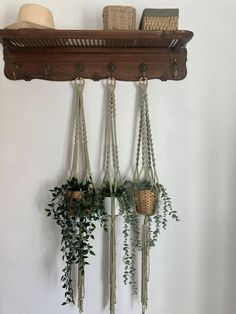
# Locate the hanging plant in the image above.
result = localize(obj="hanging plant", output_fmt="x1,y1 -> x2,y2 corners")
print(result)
98,76 -> 133,314
120,77 -> 180,312
44,78 -> 107,311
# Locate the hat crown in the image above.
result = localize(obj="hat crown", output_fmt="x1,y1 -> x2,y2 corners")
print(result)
7,3 -> 55,29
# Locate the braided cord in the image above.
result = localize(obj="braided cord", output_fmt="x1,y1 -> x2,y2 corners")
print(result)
102,78 -> 122,314
134,78 -> 159,185
103,78 -> 121,191
70,83 -> 81,178
144,92 -> 159,184
79,84 -> 92,182
70,79 -> 93,184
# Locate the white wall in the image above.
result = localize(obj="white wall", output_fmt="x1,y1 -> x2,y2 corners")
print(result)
0,1 -> 236,314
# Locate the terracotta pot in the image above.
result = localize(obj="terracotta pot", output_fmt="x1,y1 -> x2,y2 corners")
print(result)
136,190 -> 157,215
104,196 -> 120,216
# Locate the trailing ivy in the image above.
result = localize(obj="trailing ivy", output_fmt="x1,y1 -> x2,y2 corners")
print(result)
45,177 -> 107,305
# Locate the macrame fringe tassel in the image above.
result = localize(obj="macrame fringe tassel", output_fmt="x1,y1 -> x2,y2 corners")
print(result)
141,216 -> 149,314
110,196 -> 116,314
78,267 -> 85,312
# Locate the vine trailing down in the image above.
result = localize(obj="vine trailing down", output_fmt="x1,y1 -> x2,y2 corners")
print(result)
45,177 -> 107,306
43,77 -> 180,314
118,77 -> 180,314
44,79 -> 107,311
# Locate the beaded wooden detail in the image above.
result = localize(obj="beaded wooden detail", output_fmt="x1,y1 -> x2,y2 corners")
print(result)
0,29 -> 193,81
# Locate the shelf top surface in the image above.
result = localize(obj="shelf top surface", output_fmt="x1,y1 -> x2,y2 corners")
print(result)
0,29 -> 193,50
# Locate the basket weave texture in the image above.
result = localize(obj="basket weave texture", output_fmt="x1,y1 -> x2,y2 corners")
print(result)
103,5 -> 136,30
141,16 -> 178,31
68,191 -> 83,215
69,191 -> 83,201
136,190 -> 156,215
140,8 -> 179,31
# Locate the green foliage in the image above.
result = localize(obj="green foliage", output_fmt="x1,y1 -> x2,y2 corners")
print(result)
100,181 -> 126,198
44,177 -> 107,305
118,180 -> 180,293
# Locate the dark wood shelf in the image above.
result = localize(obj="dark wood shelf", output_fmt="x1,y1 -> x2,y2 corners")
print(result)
0,29 -> 193,81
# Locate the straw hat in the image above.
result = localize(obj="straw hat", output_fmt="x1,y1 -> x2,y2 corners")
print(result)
6,3 -> 55,29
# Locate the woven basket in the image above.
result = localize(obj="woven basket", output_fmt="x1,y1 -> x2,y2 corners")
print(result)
103,5 -> 136,30
136,190 -> 157,215
67,191 -> 83,216
69,190 -> 83,201
140,8 -> 179,31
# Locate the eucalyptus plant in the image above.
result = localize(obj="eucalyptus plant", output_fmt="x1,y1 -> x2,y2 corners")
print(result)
45,178 -> 107,305
117,180 -> 179,295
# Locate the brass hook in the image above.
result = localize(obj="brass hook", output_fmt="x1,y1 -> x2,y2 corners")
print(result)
107,63 -> 116,78
12,61 -> 21,80
170,58 -> 178,79
75,63 -> 85,77
138,63 -> 148,79
43,63 -> 52,79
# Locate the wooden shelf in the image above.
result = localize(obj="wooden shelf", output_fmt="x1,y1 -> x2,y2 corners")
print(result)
0,29 -> 193,81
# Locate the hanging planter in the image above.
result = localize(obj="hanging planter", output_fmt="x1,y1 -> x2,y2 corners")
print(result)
44,78 -> 107,311
98,75 -> 128,314
118,76 -> 180,313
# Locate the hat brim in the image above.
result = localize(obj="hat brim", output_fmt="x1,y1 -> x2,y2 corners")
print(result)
5,21 -> 54,29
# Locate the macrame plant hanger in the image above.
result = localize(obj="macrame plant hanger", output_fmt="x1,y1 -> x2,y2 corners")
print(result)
70,78 -> 93,313
102,76 -> 121,314
134,77 -> 159,314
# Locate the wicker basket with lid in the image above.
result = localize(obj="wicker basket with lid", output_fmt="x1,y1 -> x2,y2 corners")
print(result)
103,5 -> 136,30
139,8 -> 179,31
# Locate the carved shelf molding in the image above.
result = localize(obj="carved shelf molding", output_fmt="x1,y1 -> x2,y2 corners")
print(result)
0,29 -> 193,81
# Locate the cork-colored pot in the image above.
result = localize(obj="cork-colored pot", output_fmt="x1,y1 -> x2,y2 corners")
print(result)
67,190 -> 83,216
136,190 -> 157,215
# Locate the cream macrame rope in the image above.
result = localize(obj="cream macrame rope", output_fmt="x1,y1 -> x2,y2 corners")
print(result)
70,78 -> 92,182
70,78 -> 93,312
134,78 -> 159,185
102,77 -> 121,314
134,78 -> 160,314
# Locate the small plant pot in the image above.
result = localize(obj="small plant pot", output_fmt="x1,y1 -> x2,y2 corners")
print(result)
70,191 -> 83,201
136,190 -> 157,215
104,196 -> 120,216
67,190 -> 83,216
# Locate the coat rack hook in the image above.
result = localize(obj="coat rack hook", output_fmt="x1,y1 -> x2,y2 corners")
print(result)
75,63 -> 85,77
107,63 -> 116,77
43,63 -> 52,79
92,72 -> 101,81
138,63 -> 148,78
11,61 -> 21,80
170,58 -> 178,79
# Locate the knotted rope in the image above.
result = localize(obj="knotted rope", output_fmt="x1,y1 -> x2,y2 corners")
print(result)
103,77 -> 121,314
71,78 -> 92,182
134,78 -> 159,314
71,78 -> 92,312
